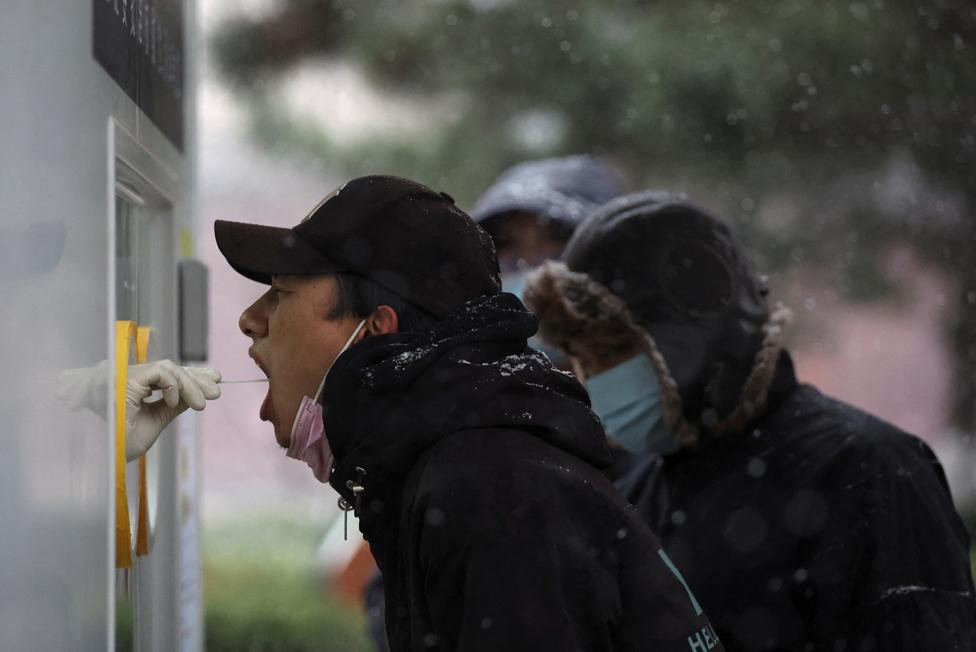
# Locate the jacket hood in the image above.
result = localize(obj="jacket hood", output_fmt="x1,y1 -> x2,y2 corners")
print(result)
321,292 -> 612,528
470,155 -> 624,233
525,191 -> 792,447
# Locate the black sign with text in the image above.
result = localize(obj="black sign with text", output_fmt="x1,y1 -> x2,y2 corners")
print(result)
94,0 -> 184,150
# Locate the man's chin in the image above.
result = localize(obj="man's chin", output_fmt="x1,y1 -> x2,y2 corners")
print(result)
273,424 -> 290,450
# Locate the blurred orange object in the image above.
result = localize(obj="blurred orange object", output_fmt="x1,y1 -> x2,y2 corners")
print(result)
332,541 -> 378,606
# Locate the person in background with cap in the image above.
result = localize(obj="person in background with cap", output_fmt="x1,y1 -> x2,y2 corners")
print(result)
214,175 -> 726,652
524,190 -> 976,651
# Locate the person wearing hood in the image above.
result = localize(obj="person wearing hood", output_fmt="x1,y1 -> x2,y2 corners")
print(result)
214,176 -> 725,652
471,155 -> 634,469
524,191 -> 976,651
470,154 -> 624,307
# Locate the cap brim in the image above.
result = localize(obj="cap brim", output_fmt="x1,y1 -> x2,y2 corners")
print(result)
214,220 -> 343,284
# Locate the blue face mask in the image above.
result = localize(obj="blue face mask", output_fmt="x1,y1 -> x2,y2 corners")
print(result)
502,270 -> 567,366
501,269 -> 530,299
585,354 -> 673,455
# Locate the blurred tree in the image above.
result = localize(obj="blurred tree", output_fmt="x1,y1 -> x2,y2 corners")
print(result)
213,0 -> 976,432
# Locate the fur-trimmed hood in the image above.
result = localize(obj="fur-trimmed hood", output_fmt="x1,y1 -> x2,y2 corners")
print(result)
524,192 -> 792,448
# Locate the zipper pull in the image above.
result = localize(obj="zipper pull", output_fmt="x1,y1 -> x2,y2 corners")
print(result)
337,496 -> 352,540
351,467 -> 367,513
338,467 -> 367,541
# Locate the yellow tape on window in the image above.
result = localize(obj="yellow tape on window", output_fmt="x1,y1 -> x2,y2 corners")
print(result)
115,321 -> 135,569
135,326 -> 152,557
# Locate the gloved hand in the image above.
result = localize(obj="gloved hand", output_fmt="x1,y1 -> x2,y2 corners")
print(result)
126,361 -> 221,461
57,360 -> 111,419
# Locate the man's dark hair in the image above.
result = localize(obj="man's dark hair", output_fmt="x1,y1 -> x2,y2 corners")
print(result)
328,273 -> 440,333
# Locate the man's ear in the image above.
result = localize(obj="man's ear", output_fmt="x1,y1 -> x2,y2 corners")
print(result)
366,305 -> 399,336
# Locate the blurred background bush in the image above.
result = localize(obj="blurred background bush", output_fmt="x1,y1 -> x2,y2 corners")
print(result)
202,514 -> 370,651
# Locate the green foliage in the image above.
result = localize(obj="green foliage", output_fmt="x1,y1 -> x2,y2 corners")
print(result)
214,0 -> 976,194
203,513 -> 371,652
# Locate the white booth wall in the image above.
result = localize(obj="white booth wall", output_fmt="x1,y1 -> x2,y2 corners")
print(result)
0,2 -> 200,650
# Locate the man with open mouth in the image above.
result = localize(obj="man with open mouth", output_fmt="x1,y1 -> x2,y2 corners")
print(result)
214,175 -> 725,652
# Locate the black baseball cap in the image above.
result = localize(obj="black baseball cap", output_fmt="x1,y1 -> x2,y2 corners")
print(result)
215,175 -> 501,319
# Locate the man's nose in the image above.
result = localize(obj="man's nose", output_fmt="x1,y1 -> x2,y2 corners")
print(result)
239,296 -> 268,339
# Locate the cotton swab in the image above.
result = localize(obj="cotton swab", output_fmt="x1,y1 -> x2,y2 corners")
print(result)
218,378 -> 269,384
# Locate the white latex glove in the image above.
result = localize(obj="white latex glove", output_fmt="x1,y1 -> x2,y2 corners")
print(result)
57,360 -> 110,419
125,361 -> 221,461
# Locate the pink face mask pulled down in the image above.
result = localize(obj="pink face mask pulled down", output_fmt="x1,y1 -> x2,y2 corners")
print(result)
286,398 -> 333,482
285,320 -> 367,483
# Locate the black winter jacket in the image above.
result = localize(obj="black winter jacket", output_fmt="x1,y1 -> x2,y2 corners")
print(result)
620,352 -> 976,651
323,293 -> 725,652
